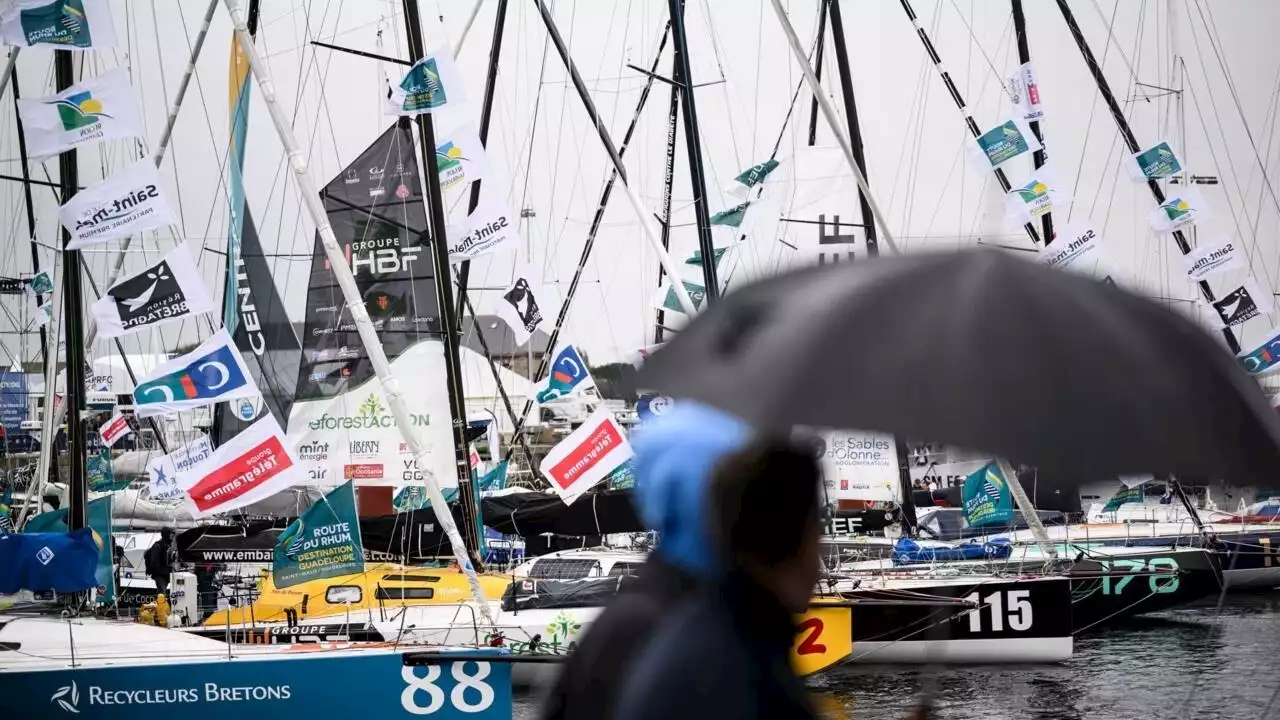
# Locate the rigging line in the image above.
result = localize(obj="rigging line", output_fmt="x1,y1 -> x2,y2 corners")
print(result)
514,0 -> 554,248
947,0 -> 1009,98
149,0 -> 187,232
1244,63 -> 1280,261
1068,0 -> 1126,213
1087,0 -> 1142,86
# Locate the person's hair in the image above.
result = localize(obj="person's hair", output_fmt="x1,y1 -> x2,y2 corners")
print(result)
708,438 -> 822,567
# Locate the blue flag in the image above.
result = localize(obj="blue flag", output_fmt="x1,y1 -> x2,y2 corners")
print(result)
962,462 -> 1015,528
536,345 -> 594,403
273,481 -> 364,589
132,329 -> 259,417
21,496 -> 115,603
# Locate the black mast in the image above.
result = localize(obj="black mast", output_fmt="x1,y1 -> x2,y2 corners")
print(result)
826,0 -> 878,258
10,77 -> 47,380
55,49 -> 87,533
654,64 -> 680,344
805,0 -> 828,146
1011,0 -> 1053,246
401,0 -> 482,564
668,0 -> 719,301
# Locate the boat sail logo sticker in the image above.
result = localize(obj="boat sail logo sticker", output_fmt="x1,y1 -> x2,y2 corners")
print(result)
51,681 -> 79,713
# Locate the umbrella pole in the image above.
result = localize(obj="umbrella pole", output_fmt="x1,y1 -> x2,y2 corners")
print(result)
997,458 -> 1058,559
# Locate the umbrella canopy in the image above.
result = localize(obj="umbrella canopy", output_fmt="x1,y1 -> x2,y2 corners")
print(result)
637,249 -> 1280,490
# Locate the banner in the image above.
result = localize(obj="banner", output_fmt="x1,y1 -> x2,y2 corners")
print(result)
1239,325 -> 1280,375
16,67 -> 140,160
1182,238 -> 1243,281
386,49 -> 467,116
1102,483 -> 1146,513
0,371 -> 27,432
1149,188 -> 1212,233
1008,62 -> 1044,122
27,268 -> 53,296
819,431 -> 900,503
178,414 -> 302,517
711,202 -> 749,228
0,0 -> 117,49
273,481 -> 363,588
659,280 -> 708,315
535,345 -> 595,403
1040,223 -> 1101,273
90,244 -> 214,338
445,194 -> 520,259
687,247 -> 730,266
1004,169 -> 1070,224
478,461 -> 509,492
59,157 -> 177,249
496,266 -> 548,347
132,328 -> 259,417
1128,141 -> 1183,181
970,117 -> 1041,170
1210,278 -> 1273,328
87,449 -> 127,492
726,158 -> 781,198
22,495 -> 115,604
962,461 -> 1015,528
435,122 -> 490,191
539,407 -> 634,505
98,412 -> 130,447
147,434 -> 214,501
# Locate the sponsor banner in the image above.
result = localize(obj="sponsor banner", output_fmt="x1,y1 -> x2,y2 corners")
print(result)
1182,238 -> 1243,281
535,345 -> 595,404
711,202 -> 749,228
725,158 -> 781,199
1004,168 -> 1070,225
478,461 -> 508,492
16,67 -> 140,159
970,117 -> 1041,170
539,408 -> 634,506
36,297 -> 52,326
819,431 -> 901,503
27,268 -> 54,296
1238,325 -> 1280,376
496,267 -> 547,347
909,459 -> 993,489
0,371 -> 27,431
1210,278 -> 1273,328
147,435 -> 215,502
1149,187 -> 1212,233
962,462 -> 1014,528
658,280 -> 707,315
445,194 -> 519,259
88,449 -> 127,492
273,481 -> 363,588
1040,223 -> 1101,273
1102,483 -> 1145,513
98,412 -> 131,448
59,157 -> 177,249
1128,140 -> 1183,181
0,0 -> 118,49
344,464 -> 384,481
435,122 -> 490,191
91,244 -> 214,338
178,414 -> 301,517
387,49 -> 467,116
133,329 -> 260,417
1008,61 -> 1044,122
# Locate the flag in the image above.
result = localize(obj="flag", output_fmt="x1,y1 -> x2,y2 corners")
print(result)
658,280 -> 707,315
1239,325 -> 1280,376
970,117 -> 1041,170
97,412 -> 130,448
1103,483 -> 1146,513
725,159 -> 780,198
711,202 -> 749,228
273,481 -> 363,588
59,157 -> 177,250
0,0 -> 117,49
686,247 -> 729,266
636,394 -> 674,423
468,443 -> 482,472
1008,61 -> 1044,121
90,244 -> 213,338
393,485 -> 457,513
535,345 -> 595,403
478,461 -> 508,492
177,413 -> 301,517
604,460 -> 636,490
132,328 -> 259,417
26,268 -> 53,296
445,193 -> 520,259
1149,187 -> 1212,233
1182,238 -> 1243,281
962,461 -> 1015,528
146,435 -> 214,502
0,483 -> 12,534
1005,169 -> 1070,225
20,495 -> 114,603
496,266 -> 547,347
1210,278 -> 1273,328
435,122 -> 490,191
1128,141 -> 1182,181
386,49 -> 466,116
539,407 -> 634,506
1119,474 -> 1154,488
16,67 -> 140,159
87,449 -> 127,492
1040,223 -> 1102,274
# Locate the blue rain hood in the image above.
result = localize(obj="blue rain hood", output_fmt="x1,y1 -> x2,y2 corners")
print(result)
634,401 -> 750,575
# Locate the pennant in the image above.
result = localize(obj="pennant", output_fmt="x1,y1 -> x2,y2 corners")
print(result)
27,268 -> 53,296
686,247 -> 729,266
970,117 -> 1041,170
961,461 -> 1015,528
445,194 -> 520,259
496,267 -> 547,347
1182,238 -> 1244,282
90,244 -> 214,338
1149,188 -> 1212,233
59,157 -> 177,249
386,49 -> 467,116
435,122 -> 490,191
97,412 -> 130,448
1210,278 -> 1273,328
725,159 -> 780,198
1040,223 -> 1102,273
132,329 -> 259,417
658,280 -> 707,315
1103,483 -> 1146,513
16,67 -> 140,160
146,435 -> 214,502
177,413 -> 301,517
711,202 -> 749,228
1004,169 -> 1070,225
1008,61 -> 1044,122
0,0 -> 117,49
539,407 -> 634,506
1128,141 -> 1183,181
535,345 -> 595,403
87,449 -> 127,492
478,461 -> 508,492
273,481 -> 363,588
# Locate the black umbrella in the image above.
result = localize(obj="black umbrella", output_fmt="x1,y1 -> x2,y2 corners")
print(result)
638,249 -> 1280,489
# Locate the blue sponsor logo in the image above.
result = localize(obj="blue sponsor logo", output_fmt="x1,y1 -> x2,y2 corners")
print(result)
134,344 -> 247,407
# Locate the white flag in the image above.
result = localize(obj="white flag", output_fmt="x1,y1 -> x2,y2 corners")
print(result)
1148,187 -> 1212,234
1040,223 -> 1102,274
90,244 -> 214,338
147,434 -> 214,502
16,68 -> 141,160
59,158 -> 176,250
386,49 -> 467,116
436,122 -> 490,191
1182,238 -> 1244,282
177,415 -> 301,518
1210,278 -> 1274,328
495,266 -> 547,347
1004,167 -> 1071,225
132,329 -> 260,417
445,194 -> 520,259
0,0 -> 118,50
539,408 -> 634,506
1008,62 -> 1044,121
97,412 -> 131,448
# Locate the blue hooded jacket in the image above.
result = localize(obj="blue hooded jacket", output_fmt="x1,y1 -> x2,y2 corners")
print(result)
633,401 -> 750,576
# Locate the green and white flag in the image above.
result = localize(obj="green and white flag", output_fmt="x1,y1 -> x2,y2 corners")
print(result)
711,202 -> 749,228
16,68 -> 141,160
1148,187 -> 1212,233
26,268 -> 52,296
1102,483 -> 1145,513
435,122 -> 490,190
0,0 -> 118,50
273,481 -> 364,588
1004,168 -> 1070,225
970,117 -> 1041,170
1128,141 -> 1183,181
725,159 -> 780,198
686,247 -> 729,266
387,49 -> 466,116
658,280 -> 707,315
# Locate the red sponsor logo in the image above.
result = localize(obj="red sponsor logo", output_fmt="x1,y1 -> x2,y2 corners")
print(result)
187,436 -> 294,513
547,421 -> 623,491
840,479 -> 848,491
1027,83 -> 1041,106
101,416 -> 130,443
344,463 -> 384,480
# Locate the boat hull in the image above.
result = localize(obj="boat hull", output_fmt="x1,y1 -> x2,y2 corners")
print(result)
1067,547 -> 1221,632
1092,533 -> 1280,590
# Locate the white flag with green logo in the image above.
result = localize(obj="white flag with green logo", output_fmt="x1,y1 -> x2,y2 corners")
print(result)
969,117 -> 1041,170
435,122 -> 490,191
1148,187 -> 1212,233
1127,141 -> 1183,181
1004,167 -> 1071,225
386,49 -> 467,116
16,68 -> 142,160
0,0 -> 117,49
725,159 -> 781,199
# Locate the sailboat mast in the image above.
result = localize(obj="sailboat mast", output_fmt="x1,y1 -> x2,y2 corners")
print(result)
805,1 -> 828,146
400,0 -> 482,563
1053,0 -> 1240,355
55,49 -> 87,533
1011,0 -> 1053,246
654,64 -> 680,344
668,0 -> 718,301
9,78 -> 47,376
826,0 -> 878,258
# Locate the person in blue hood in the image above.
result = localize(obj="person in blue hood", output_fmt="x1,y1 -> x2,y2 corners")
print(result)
540,401 -> 749,720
